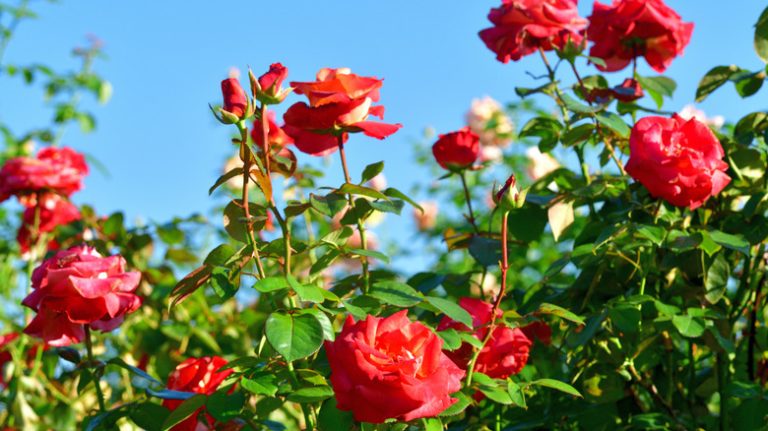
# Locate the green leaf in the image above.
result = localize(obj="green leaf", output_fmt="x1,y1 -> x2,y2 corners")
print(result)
733,70 -> 765,97
439,391 -> 472,417
318,398 -> 354,431
309,192 -> 347,217
706,229 -> 750,255
427,296 -> 473,328
369,281 -> 424,307
636,75 -> 676,108
561,93 -> 600,114
705,254 -> 730,304
203,244 -> 236,266
468,236 -> 502,267
338,183 -> 389,200
360,161 -> 384,183
383,187 -> 423,212
348,248 -> 390,263
107,358 -> 162,386
422,418 -> 443,431
241,374 -> 278,397
265,312 -> 325,362
608,305 -> 641,333
129,402 -> 170,431
672,315 -> 706,338
530,379 -> 582,398
561,123 -> 595,147
208,167 -> 243,195
696,65 -> 739,102
223,199 -> 267,243
206,389 -> 245,422
287,275 -> 325,303
286,385 -> 334,403
253,276 -> 289,293
161,394 -> 206,431
635,224 -> 665,246
519,117 -> 563,152
536,303 -> 584,325
755,6 -> 768,62
507,205 -> 548,242
596,112 -> 630,138
508,381 -> 527,408
437,328 -> 462,351
515,81 -> 556,98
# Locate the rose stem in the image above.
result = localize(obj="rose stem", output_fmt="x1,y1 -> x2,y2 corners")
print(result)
337,135 -> 371,294
237,122 -> 267,279
459,170 -> 480,234
465,211 -> 509,386
84,325 -> 107,412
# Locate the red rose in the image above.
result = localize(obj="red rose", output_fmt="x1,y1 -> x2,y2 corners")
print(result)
625,115 -> 731,209
22,245 -> 142,346
0,333 -> 19,388
220,78 -> 248,118
250,111 -> 294,149
163,356 -> 233,431
254,62 -> 290,103
438,298 -> 532,379
283,68 -> 401,156
587,78 -> 644,103
431,127 -> 480,170
17,194 -> 81,253
521,321 -> 552,346
324,310 -> 464,423
479,0 -> 587,63
588,0 -> 694,73
0,147 -> 88,205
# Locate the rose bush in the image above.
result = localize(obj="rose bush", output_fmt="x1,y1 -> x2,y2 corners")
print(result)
1,0 -> 768,430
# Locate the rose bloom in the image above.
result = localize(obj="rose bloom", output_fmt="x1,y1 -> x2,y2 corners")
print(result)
431,127 -> 480,170
526,147 -> 560,181
479,0 -> 587,63
283,67 -> 401,156
17,194 -> 81,253
220,78 -> 248,118
466,96 -> 514,148
22,245 -> 142,346
163,356 -> 233,431
588,0 -> 694,73
0,147 -> 88,205
254,62 -> 290,103
678,104 -> 725,129
521,321 -> 553,346
438,298 -> 531,379
413,201 -> 438,231
625,115 -> 731,209
250,111 -> 294,150
325,311 -> 464,423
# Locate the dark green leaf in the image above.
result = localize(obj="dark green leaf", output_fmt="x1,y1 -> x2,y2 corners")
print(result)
696,65 -> 739,102
360,161 -> 384,183
161,394 -> 206,431
755,6 -> 768,62
208,167 -> 243,195
369,281 -> 424,307
530,379 -> 582,398
265,312 -> 324,362
427,296 -> 473,328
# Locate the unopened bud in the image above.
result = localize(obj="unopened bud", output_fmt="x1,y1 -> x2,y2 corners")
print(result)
494,174 -> 527,210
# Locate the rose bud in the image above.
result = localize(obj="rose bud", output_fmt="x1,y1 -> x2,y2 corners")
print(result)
438,298 -> 532,380
219,78 -> 250,122
0,146 -> 88,206
588,0 -> 694,73
250,62 -> 291,104
22,245 -> 142,346
163,356 -> 233,431
431,127 -> 480,170
494,174 -> 527,211
479,0 -> 587,63
324,311 -> 464,423
625,115 -> 731,209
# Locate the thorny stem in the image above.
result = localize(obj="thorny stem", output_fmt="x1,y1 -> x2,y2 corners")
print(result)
459,170 -> 480,234
466,211 -> 509,387
84,325 -> 107,413
237,123 -> 266,279
337,136 -> 371,293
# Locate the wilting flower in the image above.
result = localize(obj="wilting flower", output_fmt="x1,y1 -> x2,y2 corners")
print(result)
284,68 -> 401,156
466,96 -> 514,148
479,0 -> 587,63
22,245 -> 142,346
0,147 -> 88,205
438,298 -> 531,379
17,194 -> 81,253
325,311 -> 464,423
587,78 -> 644,103
432,127 -> 480,170
625,115 -> 731,209
588,0 -> 694,73
163,356 -> 233,431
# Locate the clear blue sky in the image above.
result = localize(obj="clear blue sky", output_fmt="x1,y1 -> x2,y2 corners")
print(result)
2,1 -> 766,251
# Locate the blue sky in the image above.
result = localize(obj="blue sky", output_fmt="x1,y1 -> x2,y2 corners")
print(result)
2,1 -> 766,250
